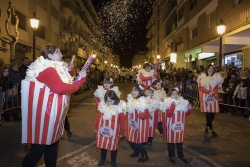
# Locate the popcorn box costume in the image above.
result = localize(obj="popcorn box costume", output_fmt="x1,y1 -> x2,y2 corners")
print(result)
136,69 -> 160,86
154,88 -> 166,122
160,97 -> 191,143
94,85 -> 121,107
94,101 -> 126,151
197,73 -> 224,113
126,94 -> 150,143
21,56 -> 82,145
145,97 -> 159,137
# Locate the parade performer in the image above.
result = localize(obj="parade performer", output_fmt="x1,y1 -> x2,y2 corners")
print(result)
197,64 -> 224,137
94,90 -> 126,167
160,88 -> 192,165
21,44 -> 87,167
144,86 -> 159,150
152,80 -> 166,136
127,84 -> 150,163
94,77 -> 121,108
136,62 -> 160,87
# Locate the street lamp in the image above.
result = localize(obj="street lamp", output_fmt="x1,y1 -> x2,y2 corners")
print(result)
157,55 -> 160,62
216,19 -> 226,69
30,12 -> 39,61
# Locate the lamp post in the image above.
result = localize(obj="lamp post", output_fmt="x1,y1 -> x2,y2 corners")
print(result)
30,12 -> 39,61
216,19 -> 226,70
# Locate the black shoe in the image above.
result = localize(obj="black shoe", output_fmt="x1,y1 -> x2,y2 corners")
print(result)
67,129 -> 72,137
98,159 -> 105,166
177,157 -> 188,164
169,157 -> 175,164
137,154 -> 149,162
130,152 -> 139,157
203,126 -> 209,134
111,162 -> 117,167
211,129 -> 217,137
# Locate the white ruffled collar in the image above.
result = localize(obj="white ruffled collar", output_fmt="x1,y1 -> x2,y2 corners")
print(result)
25,56 -> 74,84
126,94 -> 148,114
160,97 -> 189,113
197,73 -> 224,89
145,97 -> 160,114
154,89 -> 166,101
94,85 -> 121,101
98,101 -> 126,121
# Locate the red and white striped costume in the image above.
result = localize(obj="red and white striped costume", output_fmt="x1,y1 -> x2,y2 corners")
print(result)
153,89 -> 166,122
145,97 -> 159,137
197,73 -> 224,113
94,101 -> 126,151
136,69 -> 160,87
126,94 -> 150,143
22,56 -> 86,145
94,85 -> 121,107
160,97 -> 191,143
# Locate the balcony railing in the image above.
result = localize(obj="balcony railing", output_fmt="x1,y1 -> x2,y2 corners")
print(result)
61,0 -> 77,15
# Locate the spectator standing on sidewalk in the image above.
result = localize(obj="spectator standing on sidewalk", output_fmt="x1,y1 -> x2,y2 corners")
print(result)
18,57 -> 29,79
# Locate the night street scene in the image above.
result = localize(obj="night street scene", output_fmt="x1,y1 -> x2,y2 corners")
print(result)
0,0 -> 250,167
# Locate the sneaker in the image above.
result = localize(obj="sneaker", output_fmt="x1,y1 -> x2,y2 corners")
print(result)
177,157 -> 188,164
169,157 -> 175,164
137,154 -> 149,163
159,133 -> 163,137
211,129 -> 217,137
203,126 -> 209,134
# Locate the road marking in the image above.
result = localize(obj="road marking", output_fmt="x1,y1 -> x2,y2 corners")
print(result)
67,151 -> 98,167
38,141 -> 96,167
184,146 -> 223,167
190,157 -> 212,167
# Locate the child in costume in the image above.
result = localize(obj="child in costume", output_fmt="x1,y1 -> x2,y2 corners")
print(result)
94,90 -> 126,167
94,77 -> 121,108
144,86 -> 159,150
152,80 -> 166,136
160,88 -> 192,165
127,84 -> 150,163
137,63 -> 160,87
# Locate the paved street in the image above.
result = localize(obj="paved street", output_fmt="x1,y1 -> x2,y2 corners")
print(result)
0,82 -> 250,167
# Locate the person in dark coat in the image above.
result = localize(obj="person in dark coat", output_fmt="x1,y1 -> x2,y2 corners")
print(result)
18,57 -> 29,79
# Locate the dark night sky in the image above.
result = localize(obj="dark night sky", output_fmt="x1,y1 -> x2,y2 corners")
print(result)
91,0 -> 155,68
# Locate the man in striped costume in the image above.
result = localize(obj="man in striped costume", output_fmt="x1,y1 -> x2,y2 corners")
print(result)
21,44 -> 86,167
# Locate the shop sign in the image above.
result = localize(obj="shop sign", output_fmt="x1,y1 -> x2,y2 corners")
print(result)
15,43 -> 31,52
237,54 -> 243,60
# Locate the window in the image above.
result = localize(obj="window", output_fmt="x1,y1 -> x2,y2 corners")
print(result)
192,27 -> 197,39
177,6 -> 184,21
190,0 -> 197,11
209,10 -> 216,28
11,10 -> 26,31
234,0 -> 243,7
51,6 -> 58,20
36,25 -> 45,39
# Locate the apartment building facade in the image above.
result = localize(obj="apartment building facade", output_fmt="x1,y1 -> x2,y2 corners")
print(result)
0,0 -> 112,68
147,0 -> 250,70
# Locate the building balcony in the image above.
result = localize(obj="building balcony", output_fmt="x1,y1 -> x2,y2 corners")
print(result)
61,0 -> 77,16
177,17 -> 184,28
177,43 -> 184,52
